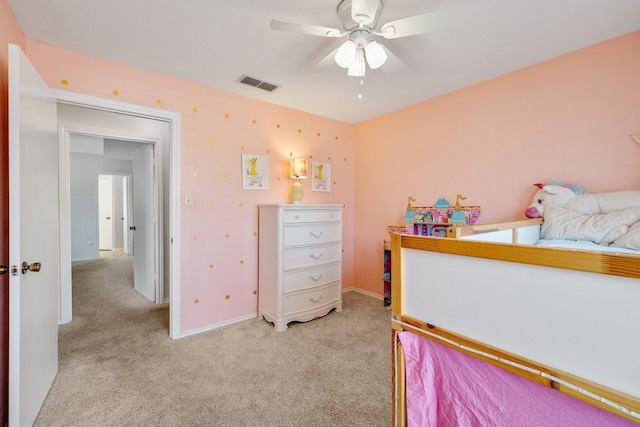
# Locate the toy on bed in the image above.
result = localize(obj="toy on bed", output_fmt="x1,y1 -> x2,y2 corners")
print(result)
525,180 -> 640,249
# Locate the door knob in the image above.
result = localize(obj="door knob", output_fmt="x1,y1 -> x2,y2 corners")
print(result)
0,265 -> 9,275
129,226 -> 136,231
21,261 -> 41,274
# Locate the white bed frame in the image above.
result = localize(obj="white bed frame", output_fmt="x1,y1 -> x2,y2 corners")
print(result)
391,219 -> 640,425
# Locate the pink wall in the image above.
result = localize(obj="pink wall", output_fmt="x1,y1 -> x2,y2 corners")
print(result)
354,31 -> 640,295
24,41 -> 356,333
5,1 -> 640,332
0,2 -> 25,423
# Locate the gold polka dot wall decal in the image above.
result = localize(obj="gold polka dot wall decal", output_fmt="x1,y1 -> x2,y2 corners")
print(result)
239,203 -> 244,207
276,124 -> 281,128
309,155 -> 313,159
298,129 -> 302,133
209,264 -> 214,269
277,177 -> 281,181
328,156 -> 331,160
266,150 -> 270,154
209,140 -> 214,146
224,173 -> 229,178
224,113 -> 229,118
240,146 -> 245,151
335,136 -> 339,140
112,90 -> 119,96
192,107 -> 198,112
225,233 -> 230,238
193,170 -> 199,176
61,79 -> 69,86
193,235 -> 198,240
208,203 -> 213,208
253,290 -> 257,295
225,295 -> 230,300
253,232 -> 258,236
252,119 -> 256,124
344,158 -> 348,162
317,132 -> 321,137
240,260 -> 244,264
194,299 -> 200,304
156,99 -> 162,105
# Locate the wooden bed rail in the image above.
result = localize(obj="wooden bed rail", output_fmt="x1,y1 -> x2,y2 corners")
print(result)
390,230 -> 640,425
446,218 -> 542,241
397,232 -> 640,279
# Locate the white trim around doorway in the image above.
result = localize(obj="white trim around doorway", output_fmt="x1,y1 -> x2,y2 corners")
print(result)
53,89 -> 182,339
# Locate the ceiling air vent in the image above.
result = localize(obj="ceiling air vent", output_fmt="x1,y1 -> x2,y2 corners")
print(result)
237,74 -> 280,93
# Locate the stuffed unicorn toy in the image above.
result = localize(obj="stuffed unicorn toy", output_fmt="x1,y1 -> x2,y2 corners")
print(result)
525,181 -> 640,248
525,183 -> 640,218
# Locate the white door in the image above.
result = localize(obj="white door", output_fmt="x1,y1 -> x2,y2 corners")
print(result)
132,144 -> 156,301
8,44 -> 59,427
98,175 -> 114,251
123,175 -> 133,255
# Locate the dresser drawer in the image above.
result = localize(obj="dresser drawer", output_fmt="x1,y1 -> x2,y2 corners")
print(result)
283,223 -> 341,246
283,208 -> 341,224
283,262 -> 341,292
282,283 -> 341,316
283,243 -> 341,269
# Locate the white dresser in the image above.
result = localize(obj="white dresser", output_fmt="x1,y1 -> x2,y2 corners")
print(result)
258,204 -> 343,331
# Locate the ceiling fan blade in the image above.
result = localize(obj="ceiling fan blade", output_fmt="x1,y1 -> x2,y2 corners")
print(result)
351,0 -> 380,25
309,48 -> 340,73
379,8 -> 455,39
270,19 -> 342,37
378,45 -> 404,74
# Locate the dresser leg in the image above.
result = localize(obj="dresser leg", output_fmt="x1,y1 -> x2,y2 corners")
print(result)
274,320 -> 288,332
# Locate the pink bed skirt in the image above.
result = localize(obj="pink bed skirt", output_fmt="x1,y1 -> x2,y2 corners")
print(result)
398,331 -> 636,426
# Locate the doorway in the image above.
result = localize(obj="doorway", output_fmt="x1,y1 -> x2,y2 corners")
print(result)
98,173 -> 132,258
55,93 -> 182,338
66,132 -> 163,306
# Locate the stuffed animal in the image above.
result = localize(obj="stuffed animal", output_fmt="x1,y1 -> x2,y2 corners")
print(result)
525,183 -> 640,249
525,184 -> 640,218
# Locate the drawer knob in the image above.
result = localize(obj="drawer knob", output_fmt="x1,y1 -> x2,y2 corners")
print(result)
310,231 -> 324,238
309,295 -> 323,304
309,253 -> 324,260
309,274 -> 323,282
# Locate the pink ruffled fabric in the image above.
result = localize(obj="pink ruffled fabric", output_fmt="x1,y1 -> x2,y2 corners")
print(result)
399,331 -> 636,426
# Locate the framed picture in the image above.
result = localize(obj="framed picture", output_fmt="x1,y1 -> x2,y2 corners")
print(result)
311,161 -> 331,192
242,154 -> 269,190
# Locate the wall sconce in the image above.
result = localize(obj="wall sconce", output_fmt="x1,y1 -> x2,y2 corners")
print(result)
289,158 -> 308,204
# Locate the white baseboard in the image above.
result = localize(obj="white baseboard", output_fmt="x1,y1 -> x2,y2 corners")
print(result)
342,287 -> 384,301
179,312 -> 258,338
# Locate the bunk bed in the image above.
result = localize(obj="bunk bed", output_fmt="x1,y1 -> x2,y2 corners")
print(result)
390,219 -> 640,425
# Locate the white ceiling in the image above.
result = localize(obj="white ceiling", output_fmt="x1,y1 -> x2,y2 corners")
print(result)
8,0 -> 640,123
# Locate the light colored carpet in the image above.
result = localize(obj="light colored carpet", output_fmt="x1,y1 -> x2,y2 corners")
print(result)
34,255 -> 391,426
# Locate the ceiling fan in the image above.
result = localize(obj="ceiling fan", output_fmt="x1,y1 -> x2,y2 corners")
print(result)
270,0 -> 453,77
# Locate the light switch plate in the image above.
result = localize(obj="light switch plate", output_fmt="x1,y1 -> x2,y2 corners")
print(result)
184,194 -> 193,207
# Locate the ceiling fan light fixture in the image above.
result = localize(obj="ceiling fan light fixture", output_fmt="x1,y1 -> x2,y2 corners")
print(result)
364,39 -> 387,69
335,40 -> 357,68
347,48 -> 366,77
